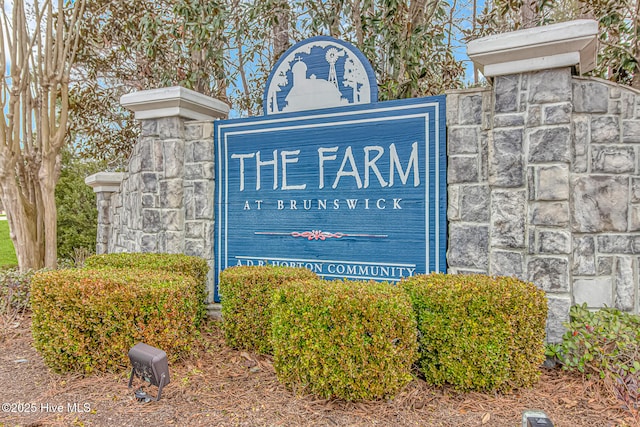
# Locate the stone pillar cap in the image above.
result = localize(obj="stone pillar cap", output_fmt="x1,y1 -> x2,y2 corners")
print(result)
120,86 -> 230,121
85,172 -> 126,193
467,19 -> 598,77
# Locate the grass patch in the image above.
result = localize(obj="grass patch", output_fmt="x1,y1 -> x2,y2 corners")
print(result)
0,220 -> 18,268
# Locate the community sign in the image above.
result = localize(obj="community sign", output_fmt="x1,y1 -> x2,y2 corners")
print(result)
214,36 -> 446,301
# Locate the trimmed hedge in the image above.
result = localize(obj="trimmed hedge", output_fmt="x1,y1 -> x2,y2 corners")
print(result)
220,265 -> 317,354
84,253 -> 209,325
271,279 -> 418,400
31,268 -> 201,374
402,273 -> 547,392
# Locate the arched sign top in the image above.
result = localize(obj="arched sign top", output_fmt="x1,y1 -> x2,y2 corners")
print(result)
263,36 -> 378,115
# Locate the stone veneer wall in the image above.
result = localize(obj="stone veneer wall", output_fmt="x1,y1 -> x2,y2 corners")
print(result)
447,68 -> 640,342
105,117 -> 217,302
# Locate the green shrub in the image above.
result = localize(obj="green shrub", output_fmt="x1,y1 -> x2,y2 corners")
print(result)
56,148 -> 104,260
271,279 -> 417,400
560,304 -> 639,409
0,268 -> 35,316
84,253 -> 209,325
31,268 -> 200,374
401,273 -> 547,392
219,265 -> 317,354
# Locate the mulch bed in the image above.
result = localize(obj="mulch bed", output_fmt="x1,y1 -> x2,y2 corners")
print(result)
0,316 -> 637,427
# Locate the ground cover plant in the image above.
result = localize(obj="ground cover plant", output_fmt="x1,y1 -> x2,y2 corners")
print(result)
558,303 -> 640,416
402,273 -> 548,392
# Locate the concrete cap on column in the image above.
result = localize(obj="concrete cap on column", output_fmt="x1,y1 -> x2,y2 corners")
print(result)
120,86 -> 230,120
467,19 -> 599,77
85,172 -> 126,193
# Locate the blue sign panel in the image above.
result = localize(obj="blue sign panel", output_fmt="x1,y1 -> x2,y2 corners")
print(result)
214,96 -> 446,302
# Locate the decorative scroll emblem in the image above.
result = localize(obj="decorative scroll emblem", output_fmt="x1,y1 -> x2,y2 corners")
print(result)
263,36 -> 378,115
255,230 -> 388,240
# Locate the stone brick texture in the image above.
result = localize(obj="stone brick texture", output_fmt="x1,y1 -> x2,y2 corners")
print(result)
447,72 -> 640,342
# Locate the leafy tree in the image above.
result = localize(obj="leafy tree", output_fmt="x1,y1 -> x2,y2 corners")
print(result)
72,0 -> 466,163
55,148 -> 104,260
0,0 -> 86,270
472,0 -> 640,88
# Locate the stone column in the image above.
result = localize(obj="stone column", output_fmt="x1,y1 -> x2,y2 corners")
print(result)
85,172 -> 125,254
467,19 -> 599,342
87,87 -> 229,315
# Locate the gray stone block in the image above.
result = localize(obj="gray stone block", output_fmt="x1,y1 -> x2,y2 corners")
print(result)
158,117 -> 184,139
185,122 -> 205,141
591,116 -> 620,144
609,99 -> 621,115
527,256 -> 569,292
447,185 -> 460,220
193,140 -> 214,162
491,190 -> 526,248
142,209 -> 161,233
161,209 -> 184,232
142,173 -> 158,193
141,119 -> 158,136
572,116 -> 589,173
141,234 -> 158,252
543,103 -> 571,125
597,235 -> 635,254
185,221 -> 204,239
490,250 -> 524,278
495,75 -> 519,113
489,129 -> 524,188
598,256 -> 613,275
446,93 -> 459,126
152,140 -> 165,171
630,205 -> 640,232
591,145 -> 635,174
185,239 -> 205,257
159,179 -> 184,209
139,139 -> 154,171
572,236 -> 596,275
185,163 -> 204,180
526,105 -> 541,127
163,140 -> 185,178
623,120 -> 640,143
614,257 -> 635,311
632,178 -> 640,203
536,164 -> 569,200
572,81 -> 609,113
530,201 -> 569,226
460,94 -> 483,125
460,185 -> 490,223
546,295 -> 571,343
494,114 -> 524,128
622,92 -> 635,119
142,194 -> 155,208
528,69 -> 571,104
448,127 -> 479,154
538,230 -> 570,254
448,155 -> 479,183
572,176 -> 628,232
447,224 -> 489,270
574,278 -> 613,308
528,127 -> 570,163
194,181 -> 214,219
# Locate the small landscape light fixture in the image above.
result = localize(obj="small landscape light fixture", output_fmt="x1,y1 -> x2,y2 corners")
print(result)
522,410 -> 554,427
128,342 -> 170,402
